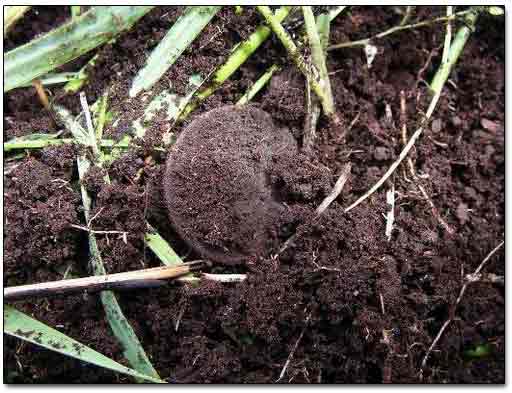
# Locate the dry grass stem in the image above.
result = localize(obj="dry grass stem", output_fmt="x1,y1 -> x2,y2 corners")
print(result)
328,9 -> 473,50
32,79 -> 51,111
420,240 -> 504,378
316,163 -> 352,215
276,311 -> 312,382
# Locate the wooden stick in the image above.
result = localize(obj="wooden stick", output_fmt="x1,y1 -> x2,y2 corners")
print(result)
4,260 -> 206,301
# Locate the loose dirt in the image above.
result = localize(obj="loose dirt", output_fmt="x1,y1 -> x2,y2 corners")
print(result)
4,6 -> 504,384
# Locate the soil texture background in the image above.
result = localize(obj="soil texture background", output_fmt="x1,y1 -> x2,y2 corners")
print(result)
4,6 -> 504,383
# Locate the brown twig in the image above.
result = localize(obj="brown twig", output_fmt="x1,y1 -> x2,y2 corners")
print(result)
416,45 -> 442,83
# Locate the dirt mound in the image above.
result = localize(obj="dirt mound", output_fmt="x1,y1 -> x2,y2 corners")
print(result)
164,105 -> 298,264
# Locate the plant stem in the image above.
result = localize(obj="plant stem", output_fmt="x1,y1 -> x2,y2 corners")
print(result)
399,6 -> 413,26
302,6 -> 335,114
4,138 -> 129,151
430,8 -> 478,93
328,8 -> 474,50
256,6 -> 333,117
5,262 -> 204,301
303,7 -> 339,152
95,90 -> 109,141
63,53 -> 100,93
441,6 -> 453,65
236,64 -> 280,106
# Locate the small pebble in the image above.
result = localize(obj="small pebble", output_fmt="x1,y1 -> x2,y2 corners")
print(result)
374,147 -> 391,161
431,118 -> 442,133
481,118 -> 501,134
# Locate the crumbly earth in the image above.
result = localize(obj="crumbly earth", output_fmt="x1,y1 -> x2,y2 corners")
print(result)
4,6 -> 504,384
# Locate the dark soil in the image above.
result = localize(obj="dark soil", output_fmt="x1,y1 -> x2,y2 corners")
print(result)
4,6 -> 504,384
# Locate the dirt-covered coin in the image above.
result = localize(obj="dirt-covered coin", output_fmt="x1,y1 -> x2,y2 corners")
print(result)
164,105 -> 297,264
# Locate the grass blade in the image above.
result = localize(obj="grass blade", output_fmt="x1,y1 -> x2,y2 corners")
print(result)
236,64 -> 280,106
4,306 -> 165,383
179,6 -> 292,120
56,103 -> 160,382
302,6 -> 335,114
5,6 -> 154,92
4,133 -> 61,151
130,6 -> 221,97
4,137 -> 129,152
71,5 -> 82,20
63,53 -> 100,93
4,6 -> 30,35
18,72 -> 83,88
144,226 -> 247,284
145,227 -> 184,268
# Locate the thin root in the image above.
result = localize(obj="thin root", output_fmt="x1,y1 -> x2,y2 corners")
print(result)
276,311 -> 312,382
419,241 -> 504,379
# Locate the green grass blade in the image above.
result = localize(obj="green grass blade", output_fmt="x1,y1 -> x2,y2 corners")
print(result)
130,6 -> 221,97
77,158 -> 160,383
71,5 -> 82,20
4,306 -> 165,383
64,53 -> 100,93
430,9 -> 479,93
179,6 -> 292,120
4,137 -> 129,152
4,6 -> 30,35
236,64 -> 280,106
56,104 -> 160,382
5,139 -> 69,151
145,226 -> 184,267
95,90 -> 110,141
5,6 -> 154,92
4,133 -> 62,151
18,72 -> 83,88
